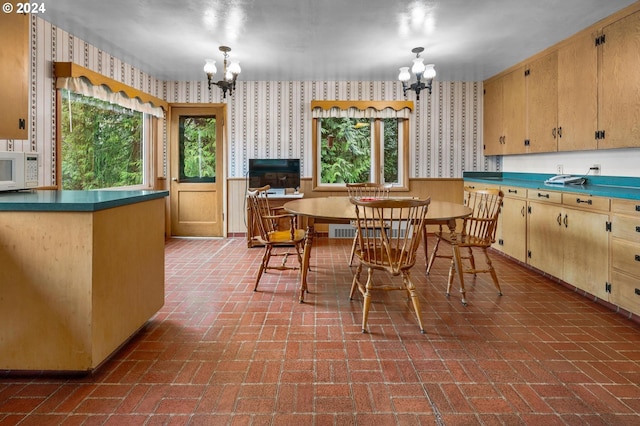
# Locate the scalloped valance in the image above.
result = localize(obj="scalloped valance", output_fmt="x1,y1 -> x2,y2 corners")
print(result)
53,62 -> 168,116
311,100 -> 413,119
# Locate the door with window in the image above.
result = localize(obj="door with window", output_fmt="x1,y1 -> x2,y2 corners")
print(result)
170,105 -> 224,237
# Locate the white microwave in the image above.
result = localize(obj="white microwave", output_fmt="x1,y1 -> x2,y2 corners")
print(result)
0,151 -> 39,191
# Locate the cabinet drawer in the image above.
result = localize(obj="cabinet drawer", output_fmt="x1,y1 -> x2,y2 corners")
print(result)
611,238 -> 640,277
464,182 -> 500,191
527,189 -> 562,203
562,193 -> 610,211
610,270 -> 640,316
501,186 -> 527,199
611,214 -> 640,243
611,198 -> 640,216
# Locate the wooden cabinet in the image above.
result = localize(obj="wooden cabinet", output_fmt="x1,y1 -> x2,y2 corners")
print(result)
557,31 -> 599,151
528,190 -> 610,299
495,185 -> 527,263
527,194 -> 564,279
599,10 -> 640,149
483,67 -> 526,155
525,52 -> 558,153
609,199 -> 640,315
0,12 -> 29,139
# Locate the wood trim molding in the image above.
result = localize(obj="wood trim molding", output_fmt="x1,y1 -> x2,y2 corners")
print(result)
311,100 -> 413,111
53,62 -> 168,110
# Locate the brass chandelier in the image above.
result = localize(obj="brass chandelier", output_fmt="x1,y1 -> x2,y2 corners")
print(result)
204,46 -> 241,99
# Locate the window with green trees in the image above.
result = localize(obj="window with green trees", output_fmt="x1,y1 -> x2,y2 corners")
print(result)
60,89 -> 148,190
178,116 -> 217,182
314,114 -> 407,189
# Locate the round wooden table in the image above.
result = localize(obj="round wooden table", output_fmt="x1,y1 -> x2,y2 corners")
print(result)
284,197 -> 472,303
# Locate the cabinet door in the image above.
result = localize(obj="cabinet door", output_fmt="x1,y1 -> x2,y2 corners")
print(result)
528,201 -> 563,278
562,208 -> 609,299
501,197 -> 527,263
501,67 -> 526,154
483,78 -> 504,155
600,10 -> 640,149
557,31 -> 598,151
526,52 -> 558,153
0,13 -> 29,139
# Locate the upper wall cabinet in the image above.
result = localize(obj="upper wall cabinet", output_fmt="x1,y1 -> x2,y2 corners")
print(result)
484,3 -> 640,156
525,52 -> 558,154
557,31 -> 599,151
0,13 -> 29,140
483,67 -> 525,156
599,10 -> 640,149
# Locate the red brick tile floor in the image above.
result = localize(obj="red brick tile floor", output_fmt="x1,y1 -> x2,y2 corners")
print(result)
1,237 -> 639,425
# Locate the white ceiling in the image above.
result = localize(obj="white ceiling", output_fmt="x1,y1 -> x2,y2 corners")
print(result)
42,0 -> 637,83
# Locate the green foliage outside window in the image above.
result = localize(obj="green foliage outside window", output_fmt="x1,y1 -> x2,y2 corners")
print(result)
179,116 -> 217,182
320,117 -> 371,183
61,90 -> 143,190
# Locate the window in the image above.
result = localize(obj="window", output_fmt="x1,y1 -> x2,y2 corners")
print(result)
311,100 -> 412,190
61,90 -> 150,190
178,116 -> 217,183
56,73 -> 164,191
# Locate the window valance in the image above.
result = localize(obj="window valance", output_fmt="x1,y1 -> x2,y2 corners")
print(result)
54,62 -> 167,118
311,100 -> 413,119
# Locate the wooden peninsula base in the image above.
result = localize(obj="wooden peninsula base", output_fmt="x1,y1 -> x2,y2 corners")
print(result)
0,190 -> 167,372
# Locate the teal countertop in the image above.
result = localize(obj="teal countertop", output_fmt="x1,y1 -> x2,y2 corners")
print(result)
0,190 -> 169,212
463,172 -> 640,201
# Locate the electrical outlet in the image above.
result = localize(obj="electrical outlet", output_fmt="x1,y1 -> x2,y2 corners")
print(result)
557,164 -> 563,174
590,164 -> 601,175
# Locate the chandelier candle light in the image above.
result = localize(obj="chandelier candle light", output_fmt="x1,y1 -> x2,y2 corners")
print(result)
398,47 -> 436,100
204,46 -> 241,99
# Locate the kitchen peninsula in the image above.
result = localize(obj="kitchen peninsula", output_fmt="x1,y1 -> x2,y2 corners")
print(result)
0,190 -> 168,372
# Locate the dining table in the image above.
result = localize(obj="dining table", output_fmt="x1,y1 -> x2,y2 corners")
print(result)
283,196 -> 473,303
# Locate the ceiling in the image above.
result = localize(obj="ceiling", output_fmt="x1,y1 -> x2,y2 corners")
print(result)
42,0 -> 637,83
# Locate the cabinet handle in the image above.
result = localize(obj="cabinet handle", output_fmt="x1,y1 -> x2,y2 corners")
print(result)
636,226 -> 640,233
636,255 -> 640,262
537,193 -> 549,199
563,214 -> 568,228
521,206 -> 525,217
552,127 -> 557,138
635,288 -> 640,296
636,205 -> 640,212
557,213 -> 562,226
576,198 -> 592,205
508,189 -> 518,194
557,127 -> 562,138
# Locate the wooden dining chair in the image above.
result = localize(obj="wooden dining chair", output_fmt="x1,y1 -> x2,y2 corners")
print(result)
349,197 -> 431,333
346,183 -> 391,266
246,185 -> 306,292
426,187 -> 504,305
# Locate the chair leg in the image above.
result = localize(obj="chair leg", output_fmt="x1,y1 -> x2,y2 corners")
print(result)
404,272 -> 424,333
254,245 -> 272,291
426,236 -> 441,274
348,233 -> 358,266
467,247 -> 476,272
449,244 -> 467,306
350,263 -> 362,300
361,268 -> 374,333
483,248 -> 502,296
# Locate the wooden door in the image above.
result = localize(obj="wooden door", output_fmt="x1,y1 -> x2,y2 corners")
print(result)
557,31 -> 598,151
600,10 -> 640,149
562,208 -> 609,299
527,201 -> 563,279
170,105 -> 225,237
501,67 -> 526,154
500,196 -> 528,263
483,78 -> 504,155
526,52 -> 558,153
0,12 -> 29,139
